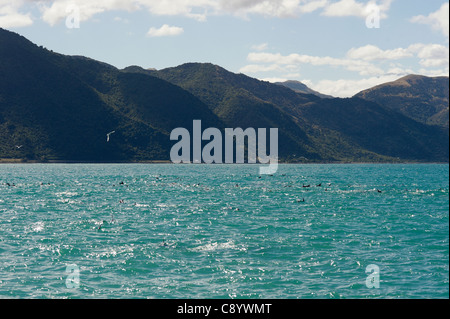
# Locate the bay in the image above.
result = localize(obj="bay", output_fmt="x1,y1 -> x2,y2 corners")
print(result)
0,164 -> 448,299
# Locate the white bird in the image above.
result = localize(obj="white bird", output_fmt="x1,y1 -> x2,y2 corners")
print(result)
15,145 -> 23,149
106,131 -> 116,142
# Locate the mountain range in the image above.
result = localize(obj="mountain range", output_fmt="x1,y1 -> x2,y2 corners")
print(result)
0,28 -> 448,163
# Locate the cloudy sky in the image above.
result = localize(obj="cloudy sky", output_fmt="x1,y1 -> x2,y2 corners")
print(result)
1,0 -> 448,97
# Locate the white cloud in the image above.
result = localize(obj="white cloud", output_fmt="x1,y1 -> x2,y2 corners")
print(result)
262,74 -> 411,97
219,0 -> 392,19
346,44 -> 413,61
260,76 -> 292,83
307,74 -> 406,97
40,0 -> 139,26
386,66 -> 414,75
279,43 -> 449,73
298,0 -> 328,13
415,43 -> 449,67
147,24 -> 184,37
411,2 -> 449,38
401,43 -> 450,68
219,0 -> 303,18
240,41 -> 449,97
322,0 -> 367,18
321,0 -> 393,19
38,0 -> 213,26
245,51 -> 385,76
418,67 -> 450,77
138,0 -> 213,21
33,0 -> 397,25
0,11 -> 33,28
0,0 -> 398,28
345,42 -> 449,67
0,0 -> 33,28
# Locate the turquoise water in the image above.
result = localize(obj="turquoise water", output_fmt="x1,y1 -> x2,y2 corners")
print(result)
0,164 -> 448,299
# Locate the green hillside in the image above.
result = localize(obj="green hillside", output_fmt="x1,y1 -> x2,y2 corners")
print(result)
355,75 -> 449,128
1,28 -> 448,163
0,28 -> 221,162
127,63 -> 449,162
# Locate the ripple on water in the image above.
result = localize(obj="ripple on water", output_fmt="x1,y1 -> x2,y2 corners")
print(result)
0,164 -> 448,298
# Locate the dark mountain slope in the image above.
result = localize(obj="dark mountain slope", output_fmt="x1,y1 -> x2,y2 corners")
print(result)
355,75 -> 449,128
0,29 -> 125,160
1,28 -> 448,163
124,63 -> 323,160
125,63 -> 448,162
292,97 -> 449,162
0,28 -> 221,161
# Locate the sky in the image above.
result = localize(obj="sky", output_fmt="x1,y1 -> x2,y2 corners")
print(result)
0,0 -> 449,97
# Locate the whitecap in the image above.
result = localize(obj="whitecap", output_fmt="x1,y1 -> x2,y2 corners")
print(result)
191,241 -> 246,252
57,198 -> 78,204
31,222 -> 45,232
134,203 -> 150,208
56,191 -> 78,197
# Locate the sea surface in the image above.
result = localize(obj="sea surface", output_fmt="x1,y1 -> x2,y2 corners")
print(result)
0,164 -> 448,299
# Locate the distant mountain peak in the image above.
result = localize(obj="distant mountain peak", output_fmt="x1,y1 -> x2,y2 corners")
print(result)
275,80 -> 334,99
363,74 -> 449,90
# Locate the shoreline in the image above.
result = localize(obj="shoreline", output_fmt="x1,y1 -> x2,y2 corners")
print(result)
0,159 -> 448,165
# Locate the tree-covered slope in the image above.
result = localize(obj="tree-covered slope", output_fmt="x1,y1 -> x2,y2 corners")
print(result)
0,28 -> 221,161
355,75 -> 449,128
126,63 -> 449,162
1,28 -> 448,163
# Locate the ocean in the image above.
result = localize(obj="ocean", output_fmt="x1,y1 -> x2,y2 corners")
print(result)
0,164 -> 448,299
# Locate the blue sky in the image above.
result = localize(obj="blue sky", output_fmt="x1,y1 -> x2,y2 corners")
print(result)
1,0 -> 448,97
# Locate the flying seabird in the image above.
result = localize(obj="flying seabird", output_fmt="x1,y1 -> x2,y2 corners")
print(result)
106,131 -> 116,142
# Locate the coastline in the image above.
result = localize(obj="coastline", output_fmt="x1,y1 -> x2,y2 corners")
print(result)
1,158 -> 448,165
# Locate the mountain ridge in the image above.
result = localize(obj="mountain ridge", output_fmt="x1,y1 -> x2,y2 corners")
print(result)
0,28 -> 222,161
355,74 -> 449,128
125,62 -> 448,162
1,28 -> 448,163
